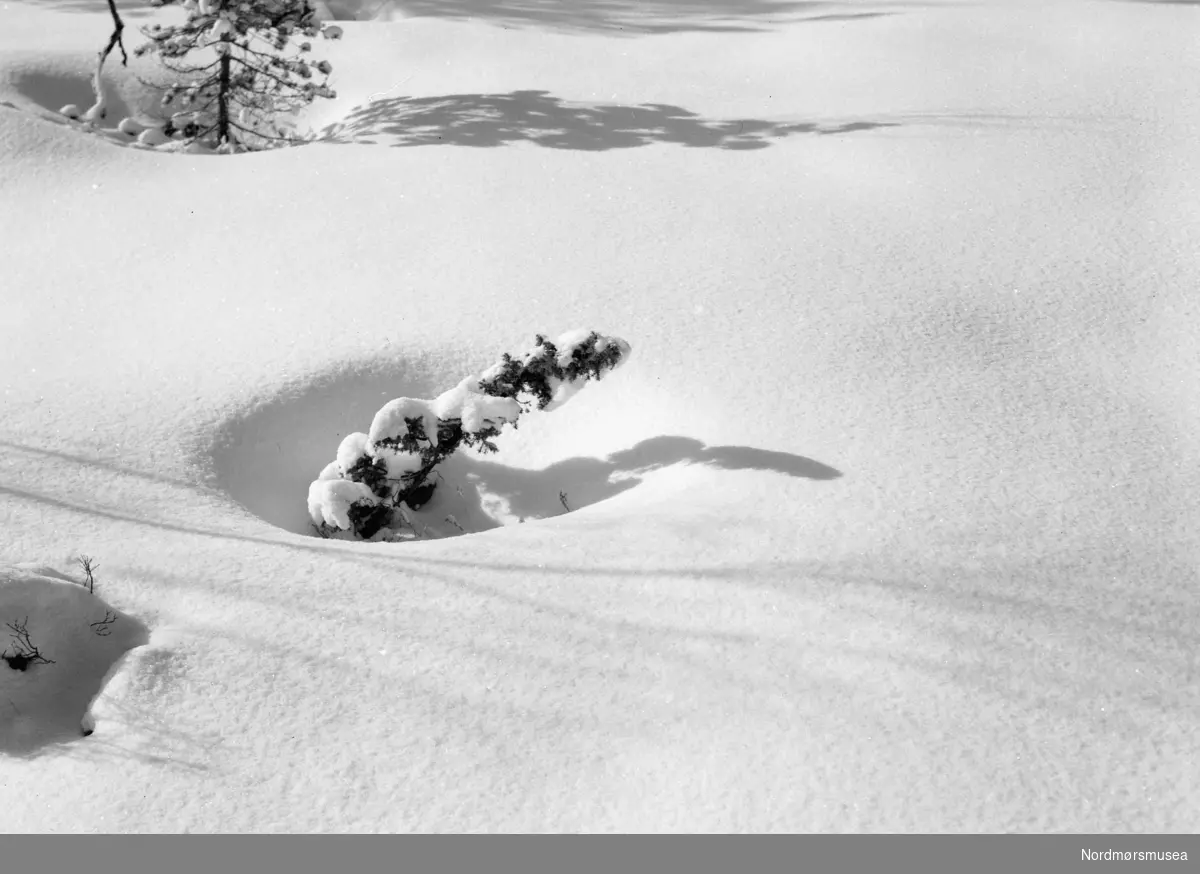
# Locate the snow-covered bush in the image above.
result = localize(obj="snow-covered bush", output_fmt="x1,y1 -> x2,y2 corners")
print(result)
134,0 -> 338,150
309,331 -> 633,540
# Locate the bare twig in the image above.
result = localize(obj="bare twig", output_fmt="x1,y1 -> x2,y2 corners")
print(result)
76,554 -> 98,594
2,618 -> 55,671
90,611 -> 118,637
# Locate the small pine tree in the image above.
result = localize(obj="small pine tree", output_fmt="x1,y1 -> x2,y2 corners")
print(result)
134,0 -> 340,150
308,331 -> 633,540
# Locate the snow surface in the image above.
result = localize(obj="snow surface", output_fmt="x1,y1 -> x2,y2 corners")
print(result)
2,0 -> 1199,832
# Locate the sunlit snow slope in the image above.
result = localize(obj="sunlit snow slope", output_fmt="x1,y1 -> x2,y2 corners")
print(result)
1,0 -> 1198,832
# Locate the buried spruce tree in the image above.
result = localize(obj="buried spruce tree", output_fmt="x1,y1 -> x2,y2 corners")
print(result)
308,331 -> 632,540
133,0 -> 340,150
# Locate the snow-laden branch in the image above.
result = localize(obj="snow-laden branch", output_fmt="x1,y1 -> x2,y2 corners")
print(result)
308,331 -> 632,540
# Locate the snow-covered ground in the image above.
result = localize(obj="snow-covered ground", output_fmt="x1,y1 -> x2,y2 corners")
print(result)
1,0 -> 1198,832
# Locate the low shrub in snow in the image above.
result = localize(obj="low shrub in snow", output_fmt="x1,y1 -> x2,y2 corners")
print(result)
309,330 -> 632,540
75,555 -> 98,595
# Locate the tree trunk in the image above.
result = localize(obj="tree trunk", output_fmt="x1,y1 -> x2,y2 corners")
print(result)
91,0 -> 127,117
101,0 -> 126,67
216,46 -> 232,145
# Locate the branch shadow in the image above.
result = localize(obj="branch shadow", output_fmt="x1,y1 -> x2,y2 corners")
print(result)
317,90 -> 899,150
373,0 -> 899,33
0,439 -> 212,496
440,434 -> 842,526
27,690 -> 219,772
6,442 -> 1194,746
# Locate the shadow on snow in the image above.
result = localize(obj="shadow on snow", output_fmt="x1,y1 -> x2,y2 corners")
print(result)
367,0 -> 898,33
440,433 -> 843,526
318,90 -> 898,150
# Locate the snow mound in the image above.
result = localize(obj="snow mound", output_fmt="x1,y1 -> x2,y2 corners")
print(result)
0,565 -> 149,756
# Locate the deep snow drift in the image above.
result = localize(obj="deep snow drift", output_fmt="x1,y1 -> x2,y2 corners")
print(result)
1,0 -> 1198,832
